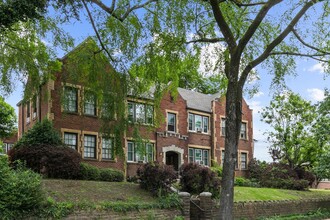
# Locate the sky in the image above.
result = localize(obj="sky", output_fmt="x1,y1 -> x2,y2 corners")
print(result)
3,3 -> 330,162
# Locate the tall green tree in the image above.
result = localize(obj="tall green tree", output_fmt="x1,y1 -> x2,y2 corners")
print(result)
261,92 -> 318,168
0,96 -> 16,139
2,0 -> 330,218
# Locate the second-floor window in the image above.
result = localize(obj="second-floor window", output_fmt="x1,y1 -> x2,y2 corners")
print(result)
32,96 -> 37,118
167,112 -> 176,132
221,118 -> 226,136
26,101 -> 31,123
128,102 -> 153,125
84,92 -> 97,116
127,141 -> 154,163
240,122 -> 247,139
188,113 -> 209,133
64,87 -> 78,113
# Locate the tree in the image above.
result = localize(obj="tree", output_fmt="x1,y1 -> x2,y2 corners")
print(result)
2,1 -> 330,218
0,96 -> 16,139
261,92 -> 318,168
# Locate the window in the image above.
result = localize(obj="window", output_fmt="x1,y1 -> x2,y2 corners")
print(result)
26,101 -> 30,123
240,122 -> 247,139
32,97 -> 37,118
102,138 -> 113,160
221,118 -> 226,136
167,112 -> 176,132
64,132 -> 78,150
127,141 -> 154,162
188,148 -> 209,166
64,87 -> 78,113
221,150 -> 225,167
84,92 -> 96,116
241,152 -> 247,169
84,135 -> 96,158
128,102 -> 153,124
188,113 -> 209,133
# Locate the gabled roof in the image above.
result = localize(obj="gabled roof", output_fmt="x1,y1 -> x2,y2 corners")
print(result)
177,88 -> 221,113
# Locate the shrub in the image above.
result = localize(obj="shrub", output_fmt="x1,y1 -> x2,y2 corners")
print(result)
14,119 -> 63,148
210,166 -> 222,177
137,162 -> 177,197
0,155 -> 45,219
262,178 -> 309,190
180,163 -> 221,198
99,168 -> 124,182
8,144 -> 81,179
248,158 -> 267,180
78,163 -> 101,180
295,166 -> 316,186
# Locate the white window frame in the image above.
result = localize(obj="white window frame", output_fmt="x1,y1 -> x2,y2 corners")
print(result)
188,113 -> 209,133
127,141 -> 154,163
84,135 -> 96,159
102,137 -> 114,160
127,102 -> 154,125
188,148 -> 210,166
64,132 -> 78,150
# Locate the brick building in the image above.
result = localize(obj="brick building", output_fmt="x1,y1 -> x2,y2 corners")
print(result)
17,41 -> 254,177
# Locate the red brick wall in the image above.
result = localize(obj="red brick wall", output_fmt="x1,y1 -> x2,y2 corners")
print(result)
17,68 -> 254,177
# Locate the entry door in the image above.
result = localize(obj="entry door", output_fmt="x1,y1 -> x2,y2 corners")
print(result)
166,151 -> 179,171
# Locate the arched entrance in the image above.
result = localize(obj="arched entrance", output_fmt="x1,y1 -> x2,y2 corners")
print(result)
162,145 -> 184,171
166,151 -> 179,171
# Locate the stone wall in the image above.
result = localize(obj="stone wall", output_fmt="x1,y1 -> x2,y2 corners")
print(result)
183,192 -> 330,220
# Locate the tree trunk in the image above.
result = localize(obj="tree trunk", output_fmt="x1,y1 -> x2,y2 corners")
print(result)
219,80 -> 242,219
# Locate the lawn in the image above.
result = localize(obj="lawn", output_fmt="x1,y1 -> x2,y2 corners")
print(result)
43,179 -> 330,204
42,179 -> 158,204
234,186 -> 330,202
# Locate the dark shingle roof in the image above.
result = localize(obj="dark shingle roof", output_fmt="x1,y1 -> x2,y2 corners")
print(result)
177,88 -> 221,113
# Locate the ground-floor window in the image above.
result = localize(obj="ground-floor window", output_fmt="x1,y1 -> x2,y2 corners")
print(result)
64,132 -> 78,150
84,135 -> 96,159
188,148 -> 209,166
102,137 -> 114,160
127,141 -> 154,163
240,152 -> 247,169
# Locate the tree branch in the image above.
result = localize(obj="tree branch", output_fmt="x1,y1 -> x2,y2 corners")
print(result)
292,29 -> 330,55
209,0 -> 237,51
185,37 -> 225,44
90,0 -> 157,22
269,51 -> 329,62
238,0 -> 282,56
238,0 -> 322,88
230,0 -> 268,7
121,0 -> 158,21
82,0 -> 115,62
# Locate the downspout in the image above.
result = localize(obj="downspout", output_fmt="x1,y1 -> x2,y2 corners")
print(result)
211,100 -> 216,165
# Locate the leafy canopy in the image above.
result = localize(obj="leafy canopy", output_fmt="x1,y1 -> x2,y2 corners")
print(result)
261,92 -> 318,168
0,96 -> 16,139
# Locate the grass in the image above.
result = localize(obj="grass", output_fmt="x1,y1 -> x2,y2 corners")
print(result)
43,179 -> 330,204
234,186 -> 330,202
42,179 -> 158,204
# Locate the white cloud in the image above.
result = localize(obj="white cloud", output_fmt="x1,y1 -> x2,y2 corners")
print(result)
247,100 -> 263,117
308,63 -> 324,73
254,91 -> 264,98
307,88 -> 325,102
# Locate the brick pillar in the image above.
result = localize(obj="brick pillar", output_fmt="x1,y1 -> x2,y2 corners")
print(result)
179,192 -> 190,220
200,192 -> 213,220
